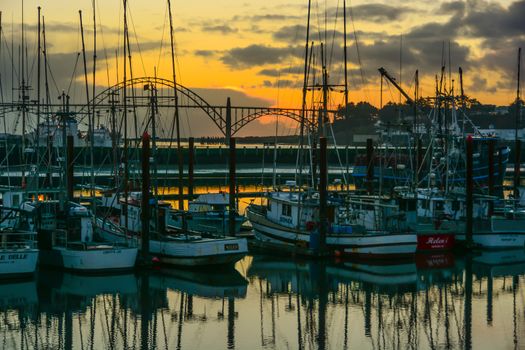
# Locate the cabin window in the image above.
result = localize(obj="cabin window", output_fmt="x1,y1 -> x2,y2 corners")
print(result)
267,200 -> 271,211
421,200 -> 430,210
12,194 -> 19,207
281,204 -> 292,217
435,201 -> 444,211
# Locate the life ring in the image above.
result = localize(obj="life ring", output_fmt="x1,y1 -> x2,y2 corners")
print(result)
305,221 -> 316,231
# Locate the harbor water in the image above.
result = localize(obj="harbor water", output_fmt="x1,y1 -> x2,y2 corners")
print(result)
2,252 -> 525,350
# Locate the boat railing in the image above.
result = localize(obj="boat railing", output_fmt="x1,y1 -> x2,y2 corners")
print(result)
0,230 -> 37,250
53,229 -> 69,248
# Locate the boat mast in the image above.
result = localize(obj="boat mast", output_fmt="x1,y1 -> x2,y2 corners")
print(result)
167,0 -> 184,210
123,0 -> 129,232
514,47 -> 521,202
36,6 -> 41,194
79,9 -> 92,185
343,0 -> 349,111
294,0 -> 312,232
91,0 -> 97,209
298,0 -> 312,189
21,0 -> 26,187
42,16 -> 52,187
0,11 -> 11,188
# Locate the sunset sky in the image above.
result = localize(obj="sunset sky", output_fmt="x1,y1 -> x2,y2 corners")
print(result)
0,0 -> 523,136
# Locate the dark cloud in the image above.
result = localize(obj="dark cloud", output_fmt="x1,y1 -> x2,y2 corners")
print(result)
202,25 -> 238,35
463,0 -> 525,39
468,75 -> 497,93
232,13 -> 302,22
257,66 -> 303,77
438,1 -> 466,14
349,4 -> 418,22
194,49 -> 216,57
272,24 -> 308,43
260,79 -> 302,89
220,44 -> 302,68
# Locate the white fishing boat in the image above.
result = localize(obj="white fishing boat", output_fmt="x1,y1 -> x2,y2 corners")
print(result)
246,189 -> 417,258
411,191 -> 525,249
22,200 -> 138,272
0,229 -> 38,278
99,192 -> 248,267
167,193 -> 246,235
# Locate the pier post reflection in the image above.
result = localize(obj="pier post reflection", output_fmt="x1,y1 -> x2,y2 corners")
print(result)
140,273 -> 151,350
227,297 -> 236,349
2,254 -> 525,349
464,256 -> 473,350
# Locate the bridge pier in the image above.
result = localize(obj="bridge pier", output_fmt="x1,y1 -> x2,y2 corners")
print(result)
226,97 -> 232,145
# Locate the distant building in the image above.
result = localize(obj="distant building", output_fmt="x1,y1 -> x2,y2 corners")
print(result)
478,127 -> 525,140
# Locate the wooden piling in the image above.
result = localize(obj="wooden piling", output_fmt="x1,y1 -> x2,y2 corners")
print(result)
66,135 -> 74,202
366,138 -> 374,195
188,137 -> 195,199
488,139 -> 495,215
141,132 -> 151,260
319,137 -> 327,253
466,136 -> 473,246
226,98 -> 232,146
514,139 -> 521,201
229,137 -> 236,236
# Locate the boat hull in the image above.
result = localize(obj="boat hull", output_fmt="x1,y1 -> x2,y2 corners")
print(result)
247,208 -> 417,258
38,247 -> 138,272
457,232 -> 525,249
0,249 -> 38,278
168,212 -> 245,235
416,233 -> 455,251
149,238 -> 248,267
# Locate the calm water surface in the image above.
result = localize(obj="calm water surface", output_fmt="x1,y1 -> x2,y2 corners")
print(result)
2,251 -> 525,350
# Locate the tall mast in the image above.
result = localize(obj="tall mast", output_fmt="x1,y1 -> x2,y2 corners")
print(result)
80,10 -> 95,206
36,7 -> 41,193
343,0 -> 348,110
42,17 -> 52,187
167,0 -> 184,210
516,48 -> 521,142
514,48 -> 521,202
298,0 -> 312,189
0,11 -> 10,188
91,0 -> 97,207
21,0 -> 26,185
123,0 -> 129,232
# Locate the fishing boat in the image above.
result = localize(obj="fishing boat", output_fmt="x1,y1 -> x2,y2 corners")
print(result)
246,187 -> 417,258
22,198 -> 137,272
0,228 -> 38,278
395,188 -> 458,251
99,191 -> 248,267
167,193 -> 246,235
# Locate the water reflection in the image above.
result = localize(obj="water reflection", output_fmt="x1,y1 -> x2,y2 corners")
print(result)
1,252 -> 524,349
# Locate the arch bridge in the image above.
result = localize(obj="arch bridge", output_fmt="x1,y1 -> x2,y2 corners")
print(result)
86,77 -> 324,137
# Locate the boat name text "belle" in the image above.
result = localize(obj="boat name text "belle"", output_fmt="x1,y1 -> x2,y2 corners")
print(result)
0,254 -> 28,261
279,217 -> 293,224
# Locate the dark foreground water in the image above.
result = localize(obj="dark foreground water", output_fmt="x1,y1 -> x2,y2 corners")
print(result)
2,251 -> 525,350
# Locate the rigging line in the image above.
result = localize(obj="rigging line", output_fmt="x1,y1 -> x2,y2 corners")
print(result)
0,27 -> 20,84
127,5 -> 148,77
67,53 -> 81,97
327,0 -> 339,70
315,0 -> 323,45
95,0 -> 111,88
44,51 -> 64,97
156,2 -> 169,75
347,0 -> 370,102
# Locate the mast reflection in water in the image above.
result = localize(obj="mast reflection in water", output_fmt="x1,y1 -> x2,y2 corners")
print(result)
1,252 -> 524,349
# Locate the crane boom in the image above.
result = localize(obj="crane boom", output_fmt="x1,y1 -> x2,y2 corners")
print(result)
378,67 -> 415,105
